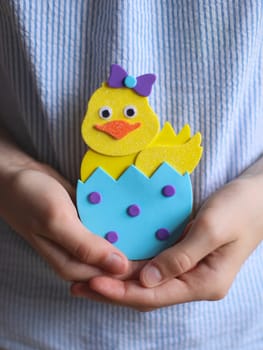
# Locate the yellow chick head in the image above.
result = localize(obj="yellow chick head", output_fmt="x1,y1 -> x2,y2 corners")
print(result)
81,83 -> 160,156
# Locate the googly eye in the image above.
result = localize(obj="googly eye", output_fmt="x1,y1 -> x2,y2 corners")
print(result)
123,105 -> 137,118
99,106 -> 112,120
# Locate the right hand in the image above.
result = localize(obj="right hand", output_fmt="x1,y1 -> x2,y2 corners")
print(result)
0,161 -> 129,282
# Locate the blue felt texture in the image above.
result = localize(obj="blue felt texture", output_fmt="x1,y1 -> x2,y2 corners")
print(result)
76,162 -> 193,260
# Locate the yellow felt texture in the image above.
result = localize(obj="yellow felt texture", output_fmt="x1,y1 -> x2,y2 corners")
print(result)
80,149 -> 137,181
81,83 -> 160,156
151,122 -> 191,147
135,132 -> 203,176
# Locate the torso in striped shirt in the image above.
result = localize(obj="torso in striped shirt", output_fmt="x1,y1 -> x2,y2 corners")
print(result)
0,1 -> 262,349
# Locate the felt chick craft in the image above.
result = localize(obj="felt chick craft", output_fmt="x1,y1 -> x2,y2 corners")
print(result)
77,64 -> 203,260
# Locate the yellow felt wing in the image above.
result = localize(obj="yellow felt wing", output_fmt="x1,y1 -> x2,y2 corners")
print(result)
135,132 -> 203,176
150,122 -> 191,147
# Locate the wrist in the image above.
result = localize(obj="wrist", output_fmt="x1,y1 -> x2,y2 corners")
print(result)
0,128 -> 42,184
233,171 -> 263,241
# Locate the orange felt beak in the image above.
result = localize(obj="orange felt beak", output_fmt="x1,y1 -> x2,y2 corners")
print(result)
94,120 -> 141,139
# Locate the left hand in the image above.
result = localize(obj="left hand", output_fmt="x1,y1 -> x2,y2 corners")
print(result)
71,166 -> 263,311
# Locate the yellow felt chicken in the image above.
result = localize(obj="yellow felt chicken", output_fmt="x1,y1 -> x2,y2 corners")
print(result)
81,64 -> 202,181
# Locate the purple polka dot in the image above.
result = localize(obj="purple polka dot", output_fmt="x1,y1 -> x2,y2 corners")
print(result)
105,231 -> 118,243
162,185 -> 176,197
156,228 -> 170,241
88,192 -> 101,204
127,204 -> 141,217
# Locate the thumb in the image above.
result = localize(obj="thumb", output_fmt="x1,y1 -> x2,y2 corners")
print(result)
44,215 -> 130,275
140,211 -> 225,287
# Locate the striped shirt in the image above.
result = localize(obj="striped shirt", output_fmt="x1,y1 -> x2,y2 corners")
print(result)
0,1 -> 262,349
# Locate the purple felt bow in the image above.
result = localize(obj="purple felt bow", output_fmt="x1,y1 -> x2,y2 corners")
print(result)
107,64 -> 156,97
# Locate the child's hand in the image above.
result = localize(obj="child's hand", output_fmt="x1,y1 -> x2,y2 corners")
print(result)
71,161 -> 263,310
0,130 -> 128,282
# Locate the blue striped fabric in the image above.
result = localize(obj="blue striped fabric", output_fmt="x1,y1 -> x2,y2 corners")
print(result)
0,1 -> 262,349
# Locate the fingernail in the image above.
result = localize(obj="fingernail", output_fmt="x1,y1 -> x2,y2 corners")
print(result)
104,253 -> 125,273
143,265 -> 162,287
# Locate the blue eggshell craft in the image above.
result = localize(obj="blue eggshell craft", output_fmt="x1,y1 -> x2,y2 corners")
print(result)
77,64 -> 203,260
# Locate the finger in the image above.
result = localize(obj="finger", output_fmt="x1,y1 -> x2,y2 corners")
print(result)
76,276 -> 193,309
140,209 -> 231,287
71,283 -> 153,311
112,260 -> 148,281
71,283 -> 154,312
71,284 -> 120,305
40,213 -> 129,275
76,241 -> 244,309
29,234 -> 104,281
18,170 -> 129,275
176,220 -> 193,243
179,241 -> 246,301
